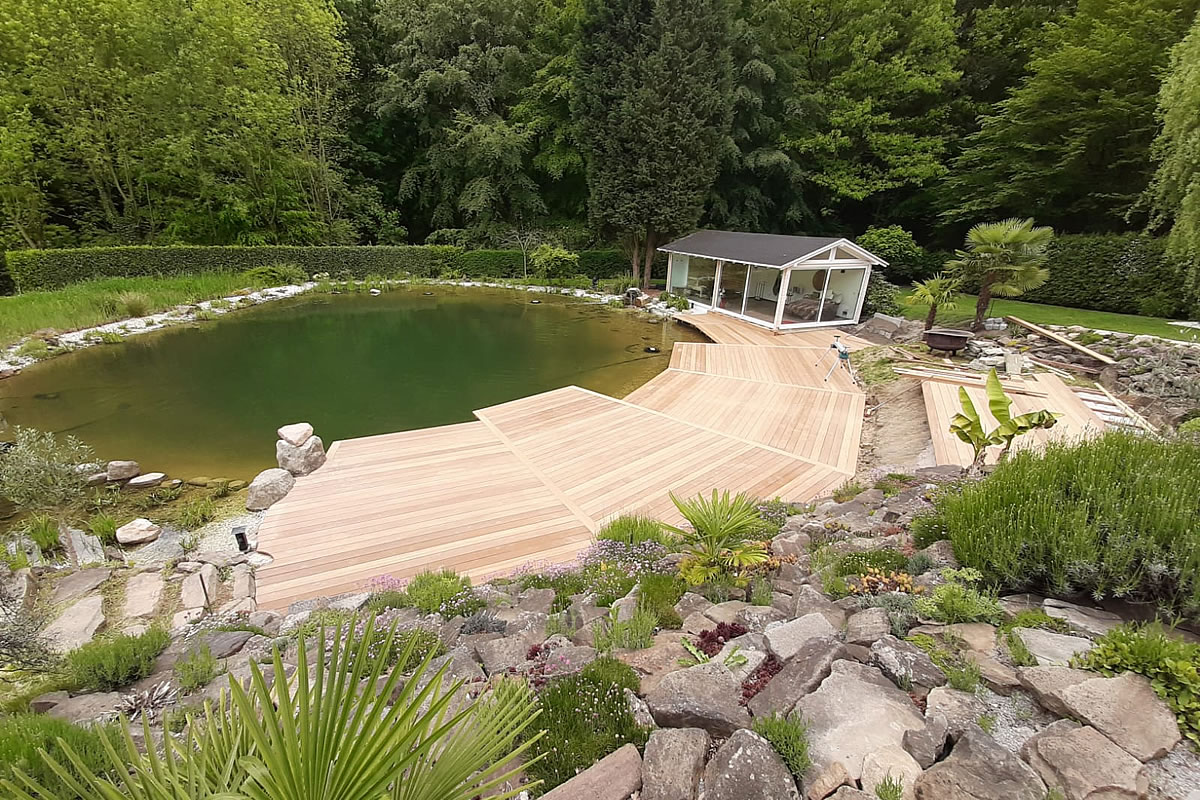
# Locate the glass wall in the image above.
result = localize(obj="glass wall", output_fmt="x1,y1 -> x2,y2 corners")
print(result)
779,268 -> 832,325
819,268 -> 868,322
667,254 -> 719,305
716,262 -> 749,314
743,266 -> 783,323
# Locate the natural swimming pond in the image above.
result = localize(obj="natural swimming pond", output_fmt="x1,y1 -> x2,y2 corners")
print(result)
0,287 -> 705,480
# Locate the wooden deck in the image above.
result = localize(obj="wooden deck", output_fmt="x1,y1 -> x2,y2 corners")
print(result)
255,312 -> 867,611
923,373 -> 1107,467
675,311 -> 872,350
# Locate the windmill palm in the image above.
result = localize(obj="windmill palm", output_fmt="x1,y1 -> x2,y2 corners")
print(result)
905,273 -> 961,330
946,218 -> 1053,330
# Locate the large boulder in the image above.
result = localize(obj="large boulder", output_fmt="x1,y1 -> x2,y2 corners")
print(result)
541,743 -> 642,800
1017,666 -> 1093,717
276,436 -> 327,477
703,729 -> 799,800
790,586 -> 847,628
618,631 -> 691,694
870,635 -> 946,692
704,600 -> 750,626
795,660 -> 927,783
1057,672 -> 1181,762
845,607 -> 891,647
748,636 -> 848,718
645,662 -> 751,737
116,518 -> 161,545
105,460 -> 140,480
765,613 -> 836,662
43,594 -> 105,653
914,728 -> 1046,800
246,468 -> 295,511
1020,720 -> 1148,800
1012,628 -> 1093,666
924,687 -> 986,740
642,728 -> 709,800
861,745 -> 923,799
475,635 -> 531,676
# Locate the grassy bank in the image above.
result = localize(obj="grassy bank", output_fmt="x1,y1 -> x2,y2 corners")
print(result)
0,274 -> 261,348
897,289 -> 1200,343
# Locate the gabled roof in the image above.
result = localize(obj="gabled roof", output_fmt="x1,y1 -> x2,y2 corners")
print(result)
658,230 -> 887,269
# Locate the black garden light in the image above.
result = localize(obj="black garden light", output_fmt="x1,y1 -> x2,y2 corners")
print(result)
233,525 -> 249,552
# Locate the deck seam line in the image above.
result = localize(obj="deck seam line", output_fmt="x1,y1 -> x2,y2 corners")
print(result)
662,366 -> 863,395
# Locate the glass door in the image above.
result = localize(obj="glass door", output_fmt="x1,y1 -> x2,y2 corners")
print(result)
716,262 -> 749,314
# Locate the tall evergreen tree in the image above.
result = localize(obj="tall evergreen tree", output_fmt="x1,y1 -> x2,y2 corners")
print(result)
944,0 -> 1200,233
575,0 -> 734,287
1147,13 -> 1200,297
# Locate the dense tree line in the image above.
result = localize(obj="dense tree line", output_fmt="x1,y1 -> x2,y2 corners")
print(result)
2,0 -> 1200,279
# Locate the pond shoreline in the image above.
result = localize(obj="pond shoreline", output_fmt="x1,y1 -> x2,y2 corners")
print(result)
0,279 -> 680,379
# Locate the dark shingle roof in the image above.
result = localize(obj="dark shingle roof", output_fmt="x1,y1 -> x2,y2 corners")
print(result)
658,230 -> 864,268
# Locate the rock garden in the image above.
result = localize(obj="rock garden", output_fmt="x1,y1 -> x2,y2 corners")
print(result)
1,427 -> 1198,799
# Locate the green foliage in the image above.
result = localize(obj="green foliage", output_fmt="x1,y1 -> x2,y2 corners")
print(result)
752,713 -> 811,779
117,291 -> 151,317
518,570 -> 590,613
919,433 -> 1200,618
366,590 -> 409,614
178,496 -> 216,530
946,0 -> 1200,233
401,569 -> 475,615
638,572 -> 686,629
527,656 -> 648,792
86,512 -> 118,546
667,490 -> 769,586
949,368 -> 1061,470
907,632 -> 981,691
389,627 -> 448,673
832,481 -> 864,502
913,568 -> 1004,624
7,618 -> 541,800
1180,417 -> 1200,435
173,644 -> 219,692
529,245 -> 579,281
1005,630 -> 1037,667
241,263 -> 308,286
862,273 -> 903,318
14,339 -> 50,360
875,774 -> 905,800
906,274 -> 961,330
64,627 -> 171,692
946,218 -> 1053,330
836,550 -> 910,577
593,608 -> 658,652
1075,623 -> 1200,744
0,426 -> 95,510
858,226 -> 940,284
24,514 -> 60,552
459,250 -> 526,279
749,577 -> 774,606
0,715 -> 114,797
597,515 -> 676,548
856,592 -> 919,637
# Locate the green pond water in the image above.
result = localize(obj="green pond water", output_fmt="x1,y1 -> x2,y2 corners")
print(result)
0,287 -> 704,480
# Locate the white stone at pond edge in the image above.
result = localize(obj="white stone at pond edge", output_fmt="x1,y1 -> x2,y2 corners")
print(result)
277,422 -> 314,447
105,460 -> 140,480
116,517 -> 162,545
43,595 -> 105,653
126,472 -> 166,489
246,468 -> 295,511
276,436 -> 326,476
1013,627 -> 1093,666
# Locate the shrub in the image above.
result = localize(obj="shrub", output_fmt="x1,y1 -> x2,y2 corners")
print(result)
637,572 -> 686,629
178,496 -> 216,529
0,426 -> 95,510
1179,417 -> 1200,435
749,577 -> 774,606
752,713 -> 811,779
668,490 -> 769,586
695,622 -> 749,657
862,272 -> 902,317
0,714 -> 114,796
83,513 -> 116,547
24,513 -> 61,552
461,610 -> 507,635
593,608 -> 657,652
597,515 -> 675,547
366,590 -> 409,614
64,627 -> 170,692
832,481 -> 864,502
530,244 -> 579,281
526,656 -> 647,792
5,245 -> 466,291
856,592 -> 919,637
117,290 -> 151,316
242,263 -> 307,286
913,568 -> 1003,624
402,569 -> 473,615
14,339 -> 50,360
458,249 -> 526,278
740,654 -> 783,703
173,644 -> 219,692
856,225 -> 940,284
915,433 -> 1200,618
836,550 -> 909,577
388,627 -> 447,673
1074,622 -> 1200,745
0,582 -> 55,673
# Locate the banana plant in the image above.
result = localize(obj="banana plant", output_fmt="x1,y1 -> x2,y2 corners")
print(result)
3,616 -> 542,800
950,368 -> 1061,474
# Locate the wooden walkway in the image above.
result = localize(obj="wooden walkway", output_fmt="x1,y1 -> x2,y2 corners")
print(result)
256,313 -> 866,610
676,312 -> 872,350
922,373 -> 1108,467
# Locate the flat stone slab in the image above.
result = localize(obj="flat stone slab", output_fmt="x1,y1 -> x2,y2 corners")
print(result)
64,527 -> 106,566
764,612 -> 836,661
642,728 -> 709,800
1041,598 -> 1123,638
43,594 -> 105,653
646,662 -> 751,737
703,729 -> 799,800
1021,720 -> 1149,800
1059,672 -> 1181,762
126,472 -> 166,489
1013,627 -> 1093,666
122,571 -> 164,619
51,567 -> 111,605
541,743 -> 642,800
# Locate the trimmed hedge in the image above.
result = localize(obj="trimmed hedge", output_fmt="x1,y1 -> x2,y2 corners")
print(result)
1017,234 -> 1193,318
3,245 -> 640,293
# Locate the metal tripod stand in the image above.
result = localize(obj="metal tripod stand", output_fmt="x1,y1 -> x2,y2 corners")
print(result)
814,334 -> 856,384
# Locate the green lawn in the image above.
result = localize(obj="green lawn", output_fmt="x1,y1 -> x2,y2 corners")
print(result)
0,274 -> 262,348
897,289 -> 1200,343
